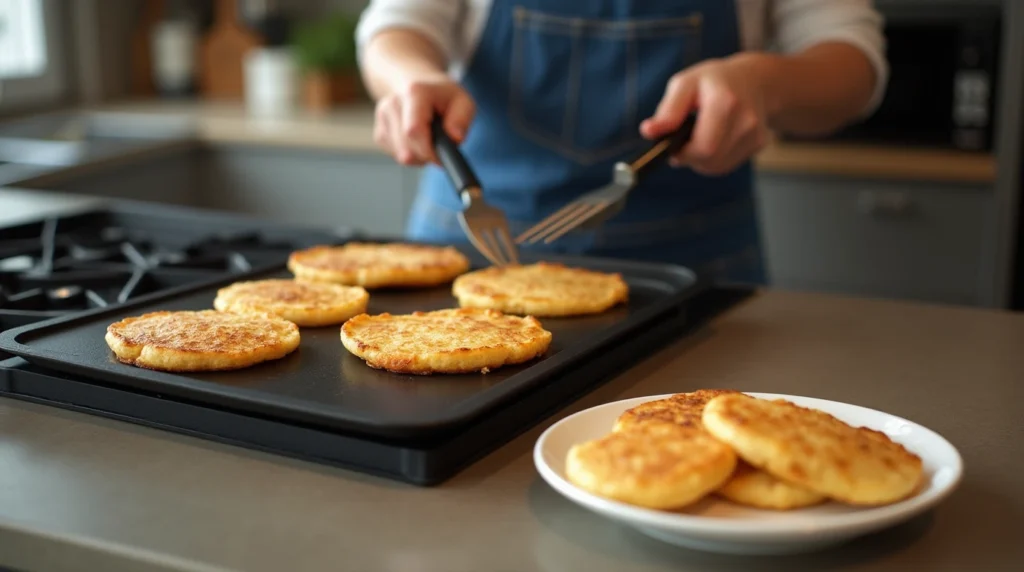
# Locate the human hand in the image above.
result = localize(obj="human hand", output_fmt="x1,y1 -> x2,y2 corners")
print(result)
640,53 -> 775,176
373,75 -> 476,166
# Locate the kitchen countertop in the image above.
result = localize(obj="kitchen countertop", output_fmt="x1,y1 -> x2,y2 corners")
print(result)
83,100 -> 381,154
68,99 -> 997,184
1,238 -> 1023,572
0,187 -> 105,224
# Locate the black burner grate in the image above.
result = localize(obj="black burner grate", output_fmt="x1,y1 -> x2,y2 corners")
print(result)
0,206 -> 346,332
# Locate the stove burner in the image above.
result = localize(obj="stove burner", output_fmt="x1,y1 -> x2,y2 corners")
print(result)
46,285 -> 86,309
0,210 -> 327,331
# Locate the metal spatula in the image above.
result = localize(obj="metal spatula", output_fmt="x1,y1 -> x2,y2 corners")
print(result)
516,112 -> 698,245
430,115 -> 519,266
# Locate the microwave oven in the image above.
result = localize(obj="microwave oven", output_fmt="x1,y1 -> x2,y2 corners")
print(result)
794,2 -> 1002,152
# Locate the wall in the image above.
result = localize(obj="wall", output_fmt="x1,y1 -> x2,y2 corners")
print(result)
68,0 -> 140,104
66,0 -> 371,107
285,0 -> 368,15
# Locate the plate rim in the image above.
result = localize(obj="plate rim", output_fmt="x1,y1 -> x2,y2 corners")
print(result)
534,391 -> 964,538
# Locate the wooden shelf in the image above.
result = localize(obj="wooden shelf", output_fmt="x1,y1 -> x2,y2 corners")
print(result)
755,140 -> 997,184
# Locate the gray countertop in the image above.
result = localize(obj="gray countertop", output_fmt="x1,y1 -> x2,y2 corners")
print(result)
0,187 -> 105,224
0,138 -> 196,189
1,283 -> 1022,572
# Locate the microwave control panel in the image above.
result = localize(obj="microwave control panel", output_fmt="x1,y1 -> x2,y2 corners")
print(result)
952,20 -> 1000,151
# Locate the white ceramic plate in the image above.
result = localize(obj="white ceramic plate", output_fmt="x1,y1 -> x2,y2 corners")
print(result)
534,392 -> 962,555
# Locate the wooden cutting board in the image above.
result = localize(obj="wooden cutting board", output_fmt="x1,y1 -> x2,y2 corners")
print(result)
199,0 -> 262,99
130,0 -> 164,96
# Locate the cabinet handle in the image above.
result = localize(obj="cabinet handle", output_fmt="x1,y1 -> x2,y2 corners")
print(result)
857,191 -> 914,217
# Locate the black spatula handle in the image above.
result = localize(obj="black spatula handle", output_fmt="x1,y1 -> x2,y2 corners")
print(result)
431,114 -> 480,193
630,112 -> 698,179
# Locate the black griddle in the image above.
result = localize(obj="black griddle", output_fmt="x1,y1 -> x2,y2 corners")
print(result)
0,205 -> 754,485
0,284 -> 753,485
1,250 -> 697,436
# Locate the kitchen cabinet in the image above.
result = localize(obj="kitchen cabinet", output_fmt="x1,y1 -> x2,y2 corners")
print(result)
8,142 -> 424,238
754,172 -> 999,306
16,146 -> 205,207
9,134 -> 1005,307
199,145 -> 420,237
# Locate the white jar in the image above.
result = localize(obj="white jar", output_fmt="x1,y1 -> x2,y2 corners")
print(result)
151,19 -> 197,95
244,47 -> 299,118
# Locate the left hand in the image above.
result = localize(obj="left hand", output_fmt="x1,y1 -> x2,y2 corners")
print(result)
640,53 -> 774,176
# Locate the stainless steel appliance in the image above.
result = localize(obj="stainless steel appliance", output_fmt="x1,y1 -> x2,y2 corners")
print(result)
791,1 -> 1002,152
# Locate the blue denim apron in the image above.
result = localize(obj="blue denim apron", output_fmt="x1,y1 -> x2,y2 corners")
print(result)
406,0 -> 765,284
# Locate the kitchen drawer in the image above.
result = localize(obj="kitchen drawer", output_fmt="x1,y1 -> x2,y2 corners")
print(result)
754,173 -> 998,306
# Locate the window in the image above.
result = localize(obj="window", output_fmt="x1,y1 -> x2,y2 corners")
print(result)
0,0 -> 67,110
0,0 -> 47,79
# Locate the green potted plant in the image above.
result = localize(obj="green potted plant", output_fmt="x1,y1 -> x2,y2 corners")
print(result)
291,12 -> 362,111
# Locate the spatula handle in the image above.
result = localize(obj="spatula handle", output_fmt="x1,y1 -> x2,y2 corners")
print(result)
630,112 -> 697,179
431,114 -> 480,193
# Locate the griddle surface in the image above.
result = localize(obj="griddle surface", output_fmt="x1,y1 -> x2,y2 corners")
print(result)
1,255 -> 699,440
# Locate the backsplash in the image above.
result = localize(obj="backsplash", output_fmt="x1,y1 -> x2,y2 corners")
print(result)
283,0 -> 369,17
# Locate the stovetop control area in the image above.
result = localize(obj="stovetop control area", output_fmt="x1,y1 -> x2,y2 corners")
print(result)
0,207 -> 343,333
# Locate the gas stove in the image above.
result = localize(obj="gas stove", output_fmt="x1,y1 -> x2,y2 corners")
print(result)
0,198 -> 755,485
0,201 -> 348,353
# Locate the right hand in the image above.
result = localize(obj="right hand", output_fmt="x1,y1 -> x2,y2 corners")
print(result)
373,76 -> 476,166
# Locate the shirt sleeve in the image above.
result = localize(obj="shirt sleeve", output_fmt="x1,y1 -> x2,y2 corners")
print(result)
355,0 -> 464,66
770,0 -> 889,115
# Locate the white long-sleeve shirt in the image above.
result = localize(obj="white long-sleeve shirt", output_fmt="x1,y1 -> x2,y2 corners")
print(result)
356,0 -> 889,114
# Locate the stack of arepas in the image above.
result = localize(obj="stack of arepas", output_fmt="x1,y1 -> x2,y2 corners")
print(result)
566,390 -> 925,511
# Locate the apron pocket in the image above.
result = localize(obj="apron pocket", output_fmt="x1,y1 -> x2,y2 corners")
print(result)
508,6 -> 703,165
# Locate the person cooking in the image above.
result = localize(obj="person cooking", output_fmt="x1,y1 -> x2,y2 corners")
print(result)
355,1 -> 887,284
